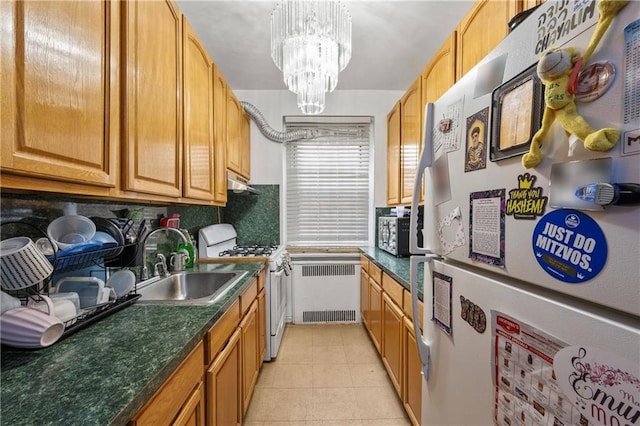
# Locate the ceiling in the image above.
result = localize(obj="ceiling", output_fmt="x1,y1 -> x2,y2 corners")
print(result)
177,1 -> 475,92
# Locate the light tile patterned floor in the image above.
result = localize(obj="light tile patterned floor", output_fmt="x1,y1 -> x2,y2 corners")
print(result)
244,323 -> 411,425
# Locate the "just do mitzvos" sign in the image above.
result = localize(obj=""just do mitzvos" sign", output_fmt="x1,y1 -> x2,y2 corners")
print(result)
532,210 -> 607,283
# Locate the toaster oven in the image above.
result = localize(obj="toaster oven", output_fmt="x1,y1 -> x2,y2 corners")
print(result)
378,216 -> 422,257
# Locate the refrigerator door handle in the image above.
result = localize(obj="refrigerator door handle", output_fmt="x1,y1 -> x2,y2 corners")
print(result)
410,254 -> 439,380
410,103 -> 435,255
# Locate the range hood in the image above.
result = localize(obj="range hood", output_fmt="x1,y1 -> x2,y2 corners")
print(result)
227,171 -> 260,194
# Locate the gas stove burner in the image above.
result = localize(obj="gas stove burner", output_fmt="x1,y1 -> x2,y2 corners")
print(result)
218,244 -> 280,257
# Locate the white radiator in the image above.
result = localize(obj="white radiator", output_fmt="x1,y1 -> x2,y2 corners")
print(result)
291,254 -> 361,324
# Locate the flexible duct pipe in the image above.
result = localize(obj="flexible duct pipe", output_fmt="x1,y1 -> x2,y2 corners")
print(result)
240,101 -> 318,143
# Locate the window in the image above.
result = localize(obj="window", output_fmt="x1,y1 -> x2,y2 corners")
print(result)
285,117 -> 372,247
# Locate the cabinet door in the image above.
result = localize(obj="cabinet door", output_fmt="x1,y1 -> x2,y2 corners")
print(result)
257,287 -> 266,365
182,17 -> 214,201
240,112 -> 251,180
212,64 -> 228,204
422,31 -> 457,105
122,0 -> 182,197
382,292 -> 404,397
206,328 -> 241,426
240,299 -> 259,414
1,0 -> 118,189
173,381 -> 205,426
369,278 -> 382,353
226,93 -> 243,176
386,102 -> 401,206
456,0 -> 518,80
399,77 -> 422,205
360,269 -> 370,327
403,317 -> 422,426
130,343 -> 204,426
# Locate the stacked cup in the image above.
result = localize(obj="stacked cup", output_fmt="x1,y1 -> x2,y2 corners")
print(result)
0,237 -> 64,349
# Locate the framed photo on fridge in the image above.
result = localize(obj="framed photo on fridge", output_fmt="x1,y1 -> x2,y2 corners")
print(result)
489,62 -> 544,162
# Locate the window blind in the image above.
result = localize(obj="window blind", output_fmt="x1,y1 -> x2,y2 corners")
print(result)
285,119 -> 372,247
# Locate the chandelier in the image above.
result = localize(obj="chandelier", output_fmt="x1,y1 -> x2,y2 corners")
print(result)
271,0 -> 352,114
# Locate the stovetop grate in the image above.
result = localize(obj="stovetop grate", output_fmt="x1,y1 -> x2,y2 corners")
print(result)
218,244 -> 280,257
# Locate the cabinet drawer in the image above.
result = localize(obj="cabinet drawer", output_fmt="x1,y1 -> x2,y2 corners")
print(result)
382,273 -> 404,308
130,342 -> 204,426
368,262 -> 382,285
360,255 -> 369,274
240,278 -> 258,317
205,299 -> 240,365
403,289 -> 424,330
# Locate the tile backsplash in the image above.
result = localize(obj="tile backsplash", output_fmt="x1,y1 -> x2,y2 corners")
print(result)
0,186 -> 281,246
1,188 -> 399,253
225,185 -> 280,245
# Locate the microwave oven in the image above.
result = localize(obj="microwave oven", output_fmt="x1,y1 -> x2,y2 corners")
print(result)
378,216 -> 422,257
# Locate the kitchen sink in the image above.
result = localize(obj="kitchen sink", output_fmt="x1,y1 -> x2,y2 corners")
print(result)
136,270 -> 248,305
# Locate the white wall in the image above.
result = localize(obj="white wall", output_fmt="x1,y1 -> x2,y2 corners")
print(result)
235,89 -> 402,207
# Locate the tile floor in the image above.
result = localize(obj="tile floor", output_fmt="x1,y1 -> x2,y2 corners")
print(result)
244,323 -> 412,425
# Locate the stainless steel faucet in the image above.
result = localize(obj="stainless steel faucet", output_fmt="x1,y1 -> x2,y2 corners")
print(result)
140,227 -> 191,280
153,253 -> 168,277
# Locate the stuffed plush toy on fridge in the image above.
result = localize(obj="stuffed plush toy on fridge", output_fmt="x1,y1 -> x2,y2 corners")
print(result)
522,0 -> 629,169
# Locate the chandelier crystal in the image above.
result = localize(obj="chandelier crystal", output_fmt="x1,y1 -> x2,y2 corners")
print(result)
271,0 -> 352,114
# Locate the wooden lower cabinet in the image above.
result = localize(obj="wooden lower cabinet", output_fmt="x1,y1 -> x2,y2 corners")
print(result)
203,275 -> 264,424
129,342 -> 204,426
240,299 -> 259,415
360,269 -> 369,327
257,287 -> 266,365
403,317 -> 422,426
360,256 -> 424,425
368,278 -> 383,353
381,293 -> 404,396
131,273 -> 267,426
206,328 -> 242,426
173,382 -> 205,426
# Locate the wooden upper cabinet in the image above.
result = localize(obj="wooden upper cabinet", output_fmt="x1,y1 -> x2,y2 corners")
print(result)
386,102 -> 401,206
240,113 -> 251,180
456,0 -> 518,80
422,31 -> 457,105
212,64 -> 228,204
399,77 -> 422,205
182,17 -> 215,201
226,93 -> 243,176
0,0 -> 119,188
122,0 -> 182,197
226,90 -> 250,180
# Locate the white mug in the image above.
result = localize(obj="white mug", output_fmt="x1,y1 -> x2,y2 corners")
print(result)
170,251 -> 189,272
29,295 -> 78,325
0,296 -> 64,348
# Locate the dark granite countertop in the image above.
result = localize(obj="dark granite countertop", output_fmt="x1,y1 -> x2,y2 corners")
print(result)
0,261 -> 265,426
359,247 -> 425,300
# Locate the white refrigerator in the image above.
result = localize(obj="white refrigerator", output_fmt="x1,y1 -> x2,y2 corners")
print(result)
408,2 -> 640,425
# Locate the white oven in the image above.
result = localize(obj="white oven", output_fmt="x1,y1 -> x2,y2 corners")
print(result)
198,224 -> 290,361
267,253 -> 291,359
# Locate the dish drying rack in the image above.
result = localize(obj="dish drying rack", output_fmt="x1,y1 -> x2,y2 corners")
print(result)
1,221 -> 141,341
